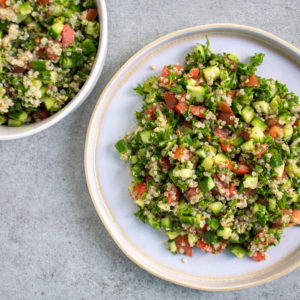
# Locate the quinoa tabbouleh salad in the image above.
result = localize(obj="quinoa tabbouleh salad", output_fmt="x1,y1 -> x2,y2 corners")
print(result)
0,0 -> 99,126
115,39 -> 300,262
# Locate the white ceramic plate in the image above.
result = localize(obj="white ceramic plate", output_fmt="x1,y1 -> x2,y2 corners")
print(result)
85,24 -> 300,291
0,0 -> 108,140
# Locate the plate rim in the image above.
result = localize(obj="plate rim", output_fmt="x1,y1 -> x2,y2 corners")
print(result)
85,23 -> 300,291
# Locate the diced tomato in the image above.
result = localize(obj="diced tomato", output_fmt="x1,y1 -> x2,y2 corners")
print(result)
240,129 -> 250,141
175,101 -> 188,115
45,48 -> 59,62
37,48 -> 46,59
222,160 -> 234,171
198,76 -> 205,86
216,112 -> 235,125
214,128 -> 231,152
283,208 -> 292,216
229,182 -> 237,197
172,64 -> 184,74
175,236 -> 193,257
0,0 -> 6,8
32,109 -> 49,121
13,66 -> 26,73
145,104 -> 158,121
228,60 -> 237,72
62,24 -> 75,47
196,239 -> 214,253
256,231 -> 275,246
159,65 -> 184,85
292,209 -> 300,224
134,182 -> 147,199
244,73 -> 259,87
252,251 -> 266,262
244,188 -> 255,197
255,144 -> 268,157
234,162 -> 252,175
182,121 -> 193,129
174,147 -> 193,162
293,118 -> 299,127
188,67 -> 199,79
226,90 -> 237,99
266,118 -> 279,128
86,8 -> 98,21
268,126 -> 284,139
37,0 -> 48,4
189,105 -> 205,118
166,184 -> 181,204
164,92 -> 177,110
214,128 -> 229,140
219,101 -> 233,113
145,175 -> 153,182
219,139 -> 231,152
187,187 -> 198,198
160,156 -> 171,170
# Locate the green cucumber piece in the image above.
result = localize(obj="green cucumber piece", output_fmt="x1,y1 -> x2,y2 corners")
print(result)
268,198 -> 277,212
200,177 -> 215,193
82,38 -> 96,53
19,2 -> 32,16
250,127 -> 265,142
251,117 -> 267,131
161,217 -> 172,228
209,201 -> 223,214
86,21 -> 99,37
243,175 -> 258,189
201,157 -> 214,170
9,111 -> 27,122
231,245 -> 246,258
168,240 -> 177,254
166,231 -> 180,240
187,85 -> 207,103
32,60 -> 47,72
240,139 -> 255,152
241,106 -> 255,124
213,153 -> 230,165
115,139 -> 129,153
253,101 -> 271,115
8,119 -> 23,127
50,22 -> 64,40
203,66 -> 220,85
217,227 -> 232,239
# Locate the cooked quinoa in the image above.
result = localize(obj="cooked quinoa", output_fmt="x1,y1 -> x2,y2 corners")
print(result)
115,39 -> 300,262
0,0 -> 99,126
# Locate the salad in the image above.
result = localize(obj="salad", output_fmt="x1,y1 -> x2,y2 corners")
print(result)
115,39 -> 300,262
0,0 -> 99,126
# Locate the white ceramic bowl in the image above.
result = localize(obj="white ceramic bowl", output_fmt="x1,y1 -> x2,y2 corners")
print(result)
85,24 -> 300,291
0,0 -> 108,140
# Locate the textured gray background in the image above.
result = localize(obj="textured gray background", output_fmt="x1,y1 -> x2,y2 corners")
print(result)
0,0 -> 299,299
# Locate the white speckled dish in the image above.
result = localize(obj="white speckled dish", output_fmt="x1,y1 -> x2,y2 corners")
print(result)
0,0 -> 108,140
85,24 -> 300,291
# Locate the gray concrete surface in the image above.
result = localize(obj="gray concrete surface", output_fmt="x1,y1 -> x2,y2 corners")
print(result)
0,0 -> 299,299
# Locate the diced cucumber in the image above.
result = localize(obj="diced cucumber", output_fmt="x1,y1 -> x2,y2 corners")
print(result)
231,245 -> 246,258
250,127 -> 265,142
193,213 -> 202,228
253,101 -> 271,115
179,216 -> 194,225
139,130 -> 151,144
286,162 -> 300,178
44,97 -> 59,112
274,164 -> 285,178
114,139 -> 129,153
251,117 -> 267,131
187,79 -> 197,86
86,21 -> 99,37
220,69 -> 229,81
195,145 -> 216,158
243,175 -> 258,189
0,115 -> 6,125
148,215 -> 160,229
135,199 -> 145,209
241,106 -> 255,123
193,43 -> 206,60
187,85 -> 207,103
240,139 -> 255,152
161,217 -> 172,228
228,52 -> 238,61
201,157 -> 214,170
236,94 -> 250,105
233,136 -> 244,147
209,218 -> 220,230
50,71 -> 58,83
232,99 -> 243,115
62,57 -> 73,69
188,233 -> 199,246
50,22 -> 64,40
8,119 -> 23,127
19,2 -> 32,16
202,66 -> 220,85
213,153 -> 230,165
166,231 -> 180,240
200,176 -> 215,193
217,227 -> 232,239
269,83 -> 277,98
168,240 -> 177,254
32,60 -> 47,72
82,38 -> 96,53
158,202 -> 171,212
268,198 -> 277,212
209,201 -> 223,214
173,168 -> 194,179
283,125 -> 293,141
9,111 -> 27,122
270,152 -> 283,168
270,96 -> 280,113
253,203 -> 267,214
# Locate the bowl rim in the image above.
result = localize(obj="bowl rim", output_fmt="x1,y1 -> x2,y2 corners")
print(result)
85,23 -> 300,291
0,0 -> 108,140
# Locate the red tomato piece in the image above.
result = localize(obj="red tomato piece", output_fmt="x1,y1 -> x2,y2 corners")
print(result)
226,90 -> 237,99
173,147 -> 193,162
0,0 -> 6,8
214,128 -> 230,140
229,182 -> 237,197
219,101 -> 233,113
198,76 -> 205,86
86,8 -> 98,21
228,60 -> 237,72
240,129 -> 250,141
145,104 -> 158,121
175,236 -> 193,257
293,118 -> 299,127
222,160 -> 234,171
166,184 -> 181,204
38,0 -> 49,4
175,101 -> 188,115
268,126 -> 284,139
164,92 -> 177,110
255,144 -> 268,157
196,239 -> 214,253
189,105 -> 205,118
216,112 -> 235,125
252,251 -> 266,262
219,139 -> 231,152
292,209 -> 300,224
45,48 -> 59,62
266,118 -> 279,128
244,73 -> 259,87
62,24 -> 75,47
160,156 -> 171,171
234,162 -> 252,175
134,182 -> 147,199
145,175 -> 153,182
187,187 -> 198,198
188,67 -> 199,79
172,65 -> 184,74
